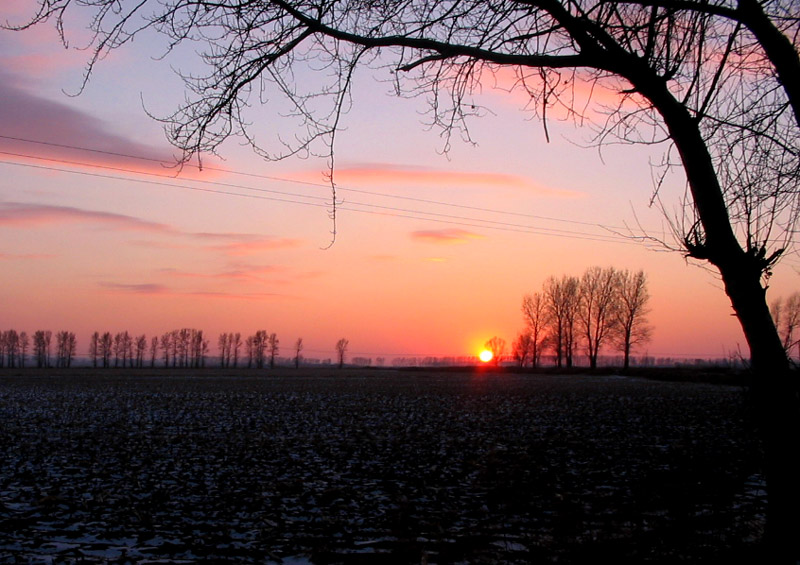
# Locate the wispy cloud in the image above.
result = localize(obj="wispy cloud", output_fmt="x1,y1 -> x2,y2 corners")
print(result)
1,202 -> 304,255
0,252 -> 54,260
411,229 -> 485,244
0,202 -> 177,233
290,163 -> 581,198
99,281 -> 291,300
208,238 -> 304,256
0,69 -> 210,177
99,282 -> 169,295
160,264 -> 280,282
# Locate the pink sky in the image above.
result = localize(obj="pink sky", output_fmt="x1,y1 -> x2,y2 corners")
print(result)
1,2 -> 797,364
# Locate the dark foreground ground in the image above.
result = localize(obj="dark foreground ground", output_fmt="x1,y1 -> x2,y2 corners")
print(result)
0,370 -> 765,563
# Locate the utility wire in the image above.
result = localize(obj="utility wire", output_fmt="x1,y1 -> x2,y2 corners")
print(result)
0,133 -> 658,234
0,151 -> 645,244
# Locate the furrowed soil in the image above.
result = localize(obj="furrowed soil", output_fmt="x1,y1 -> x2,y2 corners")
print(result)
0,370 -> 765,563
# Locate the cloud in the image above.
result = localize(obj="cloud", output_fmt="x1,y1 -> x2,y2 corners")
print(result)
0,202 -> 177,233
0,69 -> 209,177
160,265 -> 280,282
99,281 -> 290,300
99,282 -> 169,295
411,229 -> 485,244
290,164 -> 581,198
0,252 -> 54,260
209,238 -> 304,256
1,203 -> 304,254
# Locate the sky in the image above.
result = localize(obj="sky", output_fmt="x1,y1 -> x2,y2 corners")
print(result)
1,1 -> 797,364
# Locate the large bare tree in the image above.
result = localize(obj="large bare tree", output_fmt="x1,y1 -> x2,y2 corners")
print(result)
579,266 -> 620,369
8,0 -> 800,556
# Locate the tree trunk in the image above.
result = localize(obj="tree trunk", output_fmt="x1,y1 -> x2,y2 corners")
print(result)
629,65 -> 800,561
720,260 -> 799,562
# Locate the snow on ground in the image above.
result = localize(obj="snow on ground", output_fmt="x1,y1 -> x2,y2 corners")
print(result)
0,371 -> 764,563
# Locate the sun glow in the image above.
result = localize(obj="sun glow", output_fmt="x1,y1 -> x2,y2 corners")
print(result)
479,349 -> 493,363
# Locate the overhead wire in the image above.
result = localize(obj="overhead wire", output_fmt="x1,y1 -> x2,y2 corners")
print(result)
0,133 -> 659,238
0,144 -> 651,245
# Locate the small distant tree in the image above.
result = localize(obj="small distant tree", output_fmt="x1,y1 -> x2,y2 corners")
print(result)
160,332 -> 172,367
613,270 -> 653,370
218,332 -> 230,367
89,331 -> 100,368
100,332 -> 113,368
335,338 -> 349,369
512,332 -> 533,367
135,334 -> 147,368
149,336 -> 158,367
521,292 -> 549,368
4,330 -> 20,368
232,332 -> 242,368
771,292 -> 800,360
19,331 -> 29,368
294,337 -> 303,369
268,333 -> 279,369
485,336 -> 506,367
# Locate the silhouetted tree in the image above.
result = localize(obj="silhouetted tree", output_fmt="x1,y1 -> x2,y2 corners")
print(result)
33,330 -> 51,368
135,334 -> 147,368
100,332 -> 113,368
335,338 -> 349,369
294,337 -> 303,369
3,330 -> 20,368
19,331 -> 29,368
89,331 -> 100,368
149,336 -> 158,367
268,333 -> 279,369
771,292 -> 800,360
521,292 -> 550,368
232,332 -> 242,368
579,267 -> 621,369
613,270 -> 653,370
218,332 -> 230,367
485,336 -> 506,367
512,332 -> 533,367
543,276 -> 580,368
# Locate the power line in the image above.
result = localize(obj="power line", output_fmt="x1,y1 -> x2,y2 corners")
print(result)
0,133 -> 658,234
0,152 -> 645,244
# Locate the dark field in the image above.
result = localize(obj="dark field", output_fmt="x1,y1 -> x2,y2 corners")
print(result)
0,370 -> 765,563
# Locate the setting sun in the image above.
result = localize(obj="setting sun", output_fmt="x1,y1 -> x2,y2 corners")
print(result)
479,350 -> 493,363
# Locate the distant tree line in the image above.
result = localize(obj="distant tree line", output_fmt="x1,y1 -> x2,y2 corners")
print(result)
513,267 -> 653,370
0,329 -> 354,370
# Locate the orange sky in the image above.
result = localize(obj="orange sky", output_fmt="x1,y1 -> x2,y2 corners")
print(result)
0,1 -> 797,364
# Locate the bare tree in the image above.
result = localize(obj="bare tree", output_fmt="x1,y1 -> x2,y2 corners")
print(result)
543,276 -> 580,368
771,292 -> 800,360
135,334 -> 148,368
149,336 -> 159,367
11,0 -> 800,553
4,330 -> 20,368
485,336 -> 507,367
89,331 -> 100,368
19,331 -> 29,368
218,333 -> 230,367
294,337 -> 304,369
614,270 -> 653,370
335,338 -> 349,369
512,332 -> 533,367
100,332 -> 113,368
268,333 -> 279,369
579,267 -> 621,369
521,292 -> 550,368
232,332 -> 242,368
